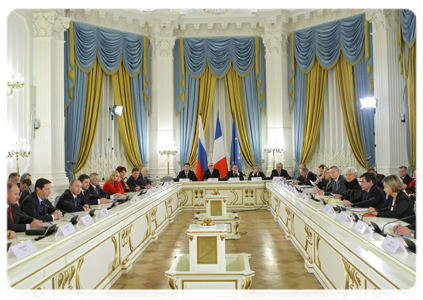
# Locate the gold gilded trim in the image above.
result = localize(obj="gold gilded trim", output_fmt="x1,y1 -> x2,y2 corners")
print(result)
304,225 -> 313,264
122,255 -> 130,265
187,234 -> 194,241
182,274 -> 238,300
242,277 -> 252,289
234,222 -> 240,235
342,258 -> 362,290
34,287 -> 47,300
199,189 -> 204,198
206,200 -> 209,204
284,207 -> 291,234
250,189 -> 254,198
58,265 -> 75,290
220,235 -> 226,241
75,258 -> 84,290
169,278 -> 178,289
230,189 -> 239,205
112,236 -> 119,271
197,236 -> 218,264
260,189 -> 268,204
291,214 -> 295,237
194,189 -> 198,199
179,190 -> 189,207
128,223 -> 134,252
244,189 -> 249,198
315,236 -> 321,269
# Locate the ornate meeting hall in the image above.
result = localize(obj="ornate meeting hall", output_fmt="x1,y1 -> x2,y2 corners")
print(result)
6,7 -> 417,298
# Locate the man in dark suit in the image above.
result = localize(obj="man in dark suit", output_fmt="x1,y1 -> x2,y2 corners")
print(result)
295,164 -> 306,181
177,163 -> 198,181
88,172 -> 111,199
56,180 -> 90,212
270,163 -> 291,179
317,166 -> 346,194
343,172 -> 386,209
248,164 -> 265,180
294,166 -> 317,186
20,178 -> 63,222
18,178 -> 32,204
399,166 -> 413,185
202,163 -> 221,181
7,182 -> 43,232
139,167 -> 156,188
126,168 -> 143,190
226,164 -> 244,180
78,174 -> 110,205
368,168 -> 385,187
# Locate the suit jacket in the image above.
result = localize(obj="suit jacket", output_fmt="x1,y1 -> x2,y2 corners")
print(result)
323,175 -> 347,194
202,169 -> 220,181
341,178 -> 362,201
248,171 -> 265,180
19,189 -> 31,205
225,171 -> 244,180
7,204 -> 34,232
177,170 -> 198,181
120,179 -> 133,192
138,175 -> 153,187
298,171 -> 317,185
88,184 -> 110,199
317,178 -> 331,190
20,192 -> 56,222
270,169 -> 292,179
81,189 -> 100,205
377,191 -> 415,223
351,184 -> 386,209
126,176 -> 141,189
55,189 -> 87,212
401,174 -> 413,185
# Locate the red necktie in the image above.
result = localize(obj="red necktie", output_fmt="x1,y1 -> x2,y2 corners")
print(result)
8,206 -> 13,223
278,171 -> 281,176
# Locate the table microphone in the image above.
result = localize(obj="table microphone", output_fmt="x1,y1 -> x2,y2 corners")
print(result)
308,193 -> 320,202
374,204 -> 397,212
42,201 -> 78,225
371,215 -> 416,237
350,197 -> 375,207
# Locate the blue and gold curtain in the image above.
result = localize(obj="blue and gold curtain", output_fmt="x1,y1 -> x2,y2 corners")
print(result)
176,37 -> 265,169
399,9 -> 416,171
64,22 -> 150,179
289,14 -> 374,169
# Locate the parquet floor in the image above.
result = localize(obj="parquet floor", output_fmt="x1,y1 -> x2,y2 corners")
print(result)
110,209 -> 323,289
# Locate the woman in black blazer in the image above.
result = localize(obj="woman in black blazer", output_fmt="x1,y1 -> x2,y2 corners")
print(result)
368,175 -> 415,223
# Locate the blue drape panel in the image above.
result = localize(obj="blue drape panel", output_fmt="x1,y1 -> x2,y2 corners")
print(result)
400,9 -> 416,46
242,70 -> 262,167
355,55 -> 375,168
294,14 -> 365,72
73,22 -> 144,75
183,38 -> 256,77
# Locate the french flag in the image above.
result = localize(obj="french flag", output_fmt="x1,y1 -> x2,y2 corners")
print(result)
213,115 -> 227,178
195,116 -> 208,181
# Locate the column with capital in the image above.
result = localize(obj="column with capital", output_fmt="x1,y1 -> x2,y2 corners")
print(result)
32,11 -> 72,195
148,18 -> 179,179
366,10 -> 408,174
259,16 -> 293,176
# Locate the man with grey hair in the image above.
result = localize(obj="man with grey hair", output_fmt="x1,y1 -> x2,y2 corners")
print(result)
139,167 -> 157,188
8,172 -> 20,184
317,166 -> 346,195
88,172 -> 111,199
19,172 -> 35,192
248,164 -> 265,180
270,163 -> 291,179
334,167 -> 362,201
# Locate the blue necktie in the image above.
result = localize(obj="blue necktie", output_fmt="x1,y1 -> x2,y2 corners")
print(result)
40,200 -> 44,212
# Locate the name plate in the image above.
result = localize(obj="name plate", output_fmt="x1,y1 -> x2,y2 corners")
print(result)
131,195 -> 140,202
382,235 -> 408,254
208,178 -> 219,182
147,189 -> 154,195
283,183 -> 289,188
179,178 -> 190,182
158,185 -> 164,191
337,212 -> 353,223
77,214 -> 94,226
8,240 -> 37,259
323,204 -> 336,215
413,254 -> 420,273
228,177 -> 240,181
152,187 -> 158,192
55,222 -> 76,238
164,182 -> 170,187
251,177 -> 262,181
300,193 -> 307,200
273,177 -> 282,181
354,220 -> 372,234
170,180 -> 175,184
97,208 -> 110,218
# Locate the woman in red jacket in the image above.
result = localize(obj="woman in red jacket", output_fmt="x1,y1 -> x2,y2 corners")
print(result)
102,171 -> 125,195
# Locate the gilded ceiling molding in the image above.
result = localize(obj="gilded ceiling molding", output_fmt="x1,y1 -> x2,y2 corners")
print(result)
33,11 -> 71,40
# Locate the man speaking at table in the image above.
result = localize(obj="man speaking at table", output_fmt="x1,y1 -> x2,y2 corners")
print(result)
177,163 -> 198,181
56,180 -> 91,212
202,163 -> 221,181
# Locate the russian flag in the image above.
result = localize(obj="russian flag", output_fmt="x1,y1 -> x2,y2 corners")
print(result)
195,116 -> 208,181
213,115 -> 227,178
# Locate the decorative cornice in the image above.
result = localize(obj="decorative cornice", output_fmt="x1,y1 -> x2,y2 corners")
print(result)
33,11 -> 71,40
150,36 -> 176,58
366,9 -> 399,33
261,33 -> 290,56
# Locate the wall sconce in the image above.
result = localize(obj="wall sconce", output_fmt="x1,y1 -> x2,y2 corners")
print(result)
7,73 -> 25,96
109,105 -> 123,120
264,141 -> 283,170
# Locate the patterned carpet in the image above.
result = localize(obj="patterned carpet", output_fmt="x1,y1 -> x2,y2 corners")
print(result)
111,209 -> 323,289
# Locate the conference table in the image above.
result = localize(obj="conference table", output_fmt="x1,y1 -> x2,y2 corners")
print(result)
7,180 -> 416,290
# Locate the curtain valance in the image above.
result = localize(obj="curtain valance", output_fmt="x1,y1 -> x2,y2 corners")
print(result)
400,9 -> 416,47
294,14 -> 365,72
73,22 -> 145,76
183,37 -> 256,78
